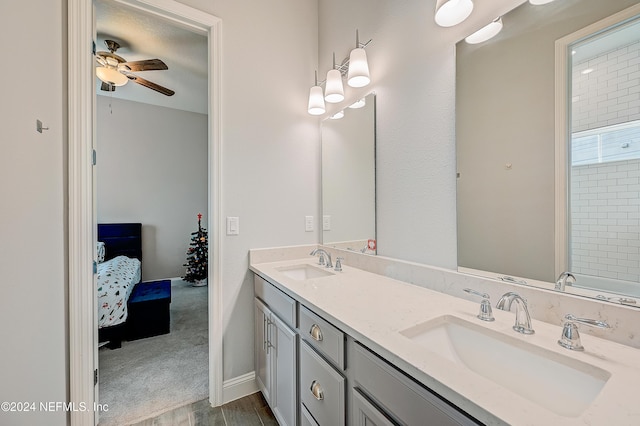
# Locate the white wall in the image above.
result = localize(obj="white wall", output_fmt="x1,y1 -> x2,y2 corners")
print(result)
96,96 -> 208,281
177,0 -> 320,381
0,1 -> 67,425
318,0 -> 527,268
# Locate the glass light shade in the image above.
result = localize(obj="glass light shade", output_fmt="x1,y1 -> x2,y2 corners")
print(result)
325,69 -> 345,103
465,17 -> 503,44
347,48 -> 370,88
349,98 -> 366,109
330,110 -> 345,120
529,0 -> 555,5
96,66 -> 128,86
434,0 -> 474,27
308,85 -> 326,115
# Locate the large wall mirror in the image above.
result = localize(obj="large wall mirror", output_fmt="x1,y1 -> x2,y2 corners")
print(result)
321,93 -> 376,253
456,0 -> 640,305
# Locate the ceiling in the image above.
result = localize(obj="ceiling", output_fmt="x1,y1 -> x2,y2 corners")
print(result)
95,0 -> 208,114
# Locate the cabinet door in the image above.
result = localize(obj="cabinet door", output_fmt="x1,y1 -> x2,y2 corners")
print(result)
254,299 -> 271,403
352,388 -> 396,426
270,314 -> 298,426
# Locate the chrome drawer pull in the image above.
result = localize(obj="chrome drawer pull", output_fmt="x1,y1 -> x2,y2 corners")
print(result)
309,324 -> 323,341
310,380 -> 324,401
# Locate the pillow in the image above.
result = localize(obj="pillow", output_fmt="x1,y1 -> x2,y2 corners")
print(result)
96,241 -> 106,263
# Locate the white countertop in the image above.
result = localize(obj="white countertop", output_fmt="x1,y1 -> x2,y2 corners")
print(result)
250,256 -> 640,426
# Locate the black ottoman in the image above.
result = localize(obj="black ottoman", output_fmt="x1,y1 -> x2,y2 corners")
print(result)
127,280 -> 171,340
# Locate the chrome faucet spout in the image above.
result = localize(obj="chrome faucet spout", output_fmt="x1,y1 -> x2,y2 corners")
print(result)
555,271 -> 576,291
497,292 -> 535,335
310,248 -> 333,268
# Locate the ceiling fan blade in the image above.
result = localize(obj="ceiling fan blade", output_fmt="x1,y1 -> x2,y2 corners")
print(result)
122,59 -> 168,72
100,81 -> 115,92
128,75 -> 175,96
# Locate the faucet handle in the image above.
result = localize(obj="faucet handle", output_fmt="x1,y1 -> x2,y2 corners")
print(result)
334,257 -> 344,272
558,314 -> 610,351
463,288 -> 495,322
317,253 -> 326,266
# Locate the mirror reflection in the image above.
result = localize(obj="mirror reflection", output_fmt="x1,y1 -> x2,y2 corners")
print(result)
456,0 -> 639,305
321,93 -> 376,253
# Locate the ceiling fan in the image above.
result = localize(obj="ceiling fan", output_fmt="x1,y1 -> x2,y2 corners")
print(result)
95,39 -> 175,96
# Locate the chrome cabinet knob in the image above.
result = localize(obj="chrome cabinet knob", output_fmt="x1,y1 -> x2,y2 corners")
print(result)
310,380 -> 324,400
309,324 -> 323,341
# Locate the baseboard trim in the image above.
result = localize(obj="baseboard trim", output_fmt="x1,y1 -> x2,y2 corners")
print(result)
222,371 -> 259,404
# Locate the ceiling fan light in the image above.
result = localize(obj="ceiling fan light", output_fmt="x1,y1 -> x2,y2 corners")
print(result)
347,48 -> 370,88
435,0 -> 474,27
96,66 -> 128,86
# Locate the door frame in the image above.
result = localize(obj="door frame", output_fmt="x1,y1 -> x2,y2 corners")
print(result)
68,0 -> 223,424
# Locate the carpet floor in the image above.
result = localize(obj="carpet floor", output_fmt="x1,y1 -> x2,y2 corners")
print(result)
98,279 -> 209,426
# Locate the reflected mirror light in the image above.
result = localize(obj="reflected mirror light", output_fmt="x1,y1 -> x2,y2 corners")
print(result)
465,17 -> 503,44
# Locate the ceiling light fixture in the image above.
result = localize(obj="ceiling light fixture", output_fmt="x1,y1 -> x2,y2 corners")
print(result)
465,17 -> 503,44
96,57 -> 128,87
529,0 -> 556,5
308,71 -> 326,116
435,0 -> 474,27
330,110 -> 345,120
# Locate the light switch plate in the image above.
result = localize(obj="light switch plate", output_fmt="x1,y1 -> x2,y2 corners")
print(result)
226,217 -> 239,235
323,215 -> 331,231
305,216 -> 314,232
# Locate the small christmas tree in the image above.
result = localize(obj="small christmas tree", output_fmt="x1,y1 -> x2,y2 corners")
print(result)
183,213 -> 208,286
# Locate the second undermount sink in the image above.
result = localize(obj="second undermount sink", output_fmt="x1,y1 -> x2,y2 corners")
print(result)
276,264 -> 334,280
400,315 -> 610,417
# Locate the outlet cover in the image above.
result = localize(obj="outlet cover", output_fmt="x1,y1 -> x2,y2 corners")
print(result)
305,216 -> 314,232
226,217 -> 239,235
323,215 -> 331,231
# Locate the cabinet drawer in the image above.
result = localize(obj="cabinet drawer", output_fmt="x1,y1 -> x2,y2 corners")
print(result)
301,402 -> 319,426
299,304 -> 345,370
254,274 -> 296,328
300,340 -> 345,426
352,341 -> 480,426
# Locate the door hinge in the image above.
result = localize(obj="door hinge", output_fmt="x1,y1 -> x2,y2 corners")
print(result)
92,41 -> 96,56
92,149 -> 97,166
94,369 -> 98,386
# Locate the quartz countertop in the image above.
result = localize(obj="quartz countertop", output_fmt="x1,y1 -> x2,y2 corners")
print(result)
250,255 -> 640,426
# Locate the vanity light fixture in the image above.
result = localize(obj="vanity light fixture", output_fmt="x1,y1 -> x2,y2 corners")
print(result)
349,97 -> 366,109
529,0 -> 556,5
465,17 -> 503,44
307,71 -> 326,116
306,31 -> 372,115
325,53 -> 345,103
434,0 -> 474,28
347,30 -> 371,88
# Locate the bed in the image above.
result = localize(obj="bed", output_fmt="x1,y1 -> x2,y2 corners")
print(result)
97,223 -> 142,349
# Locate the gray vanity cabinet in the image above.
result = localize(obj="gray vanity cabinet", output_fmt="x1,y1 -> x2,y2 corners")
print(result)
350,340 -> 481,426
253,272 -> 480,426
254,276 -> 298,426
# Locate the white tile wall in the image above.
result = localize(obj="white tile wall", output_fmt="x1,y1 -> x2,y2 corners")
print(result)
571,159 -> 640,282
572,40 -> 640,132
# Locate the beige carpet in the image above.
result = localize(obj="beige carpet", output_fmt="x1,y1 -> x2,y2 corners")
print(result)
97,279 -> 209,426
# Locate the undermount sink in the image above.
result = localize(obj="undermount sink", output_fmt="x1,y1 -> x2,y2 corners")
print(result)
276,264 -> 334,280
400,315 -> 610,417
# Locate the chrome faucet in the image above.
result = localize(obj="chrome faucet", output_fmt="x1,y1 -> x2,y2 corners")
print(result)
462,288 -> 495,322
496,292 -> 535,335
558,314 -> 610,351
310,248 -> 333,268
555,271 -> 576,291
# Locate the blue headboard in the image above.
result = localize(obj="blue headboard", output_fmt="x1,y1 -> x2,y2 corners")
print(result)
97,223 -> 142,261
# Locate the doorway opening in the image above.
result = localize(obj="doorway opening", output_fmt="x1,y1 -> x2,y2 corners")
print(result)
68,0 -> 223,424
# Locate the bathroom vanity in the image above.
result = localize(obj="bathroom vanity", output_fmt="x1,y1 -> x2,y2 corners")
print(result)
250,245 -> 640,426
